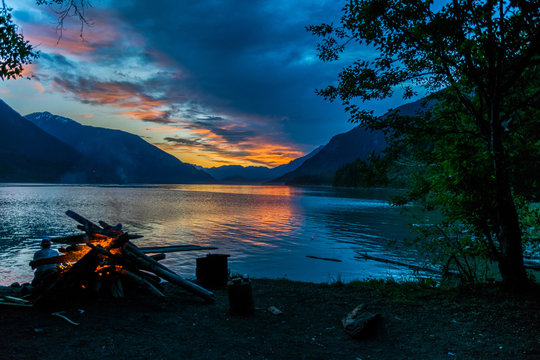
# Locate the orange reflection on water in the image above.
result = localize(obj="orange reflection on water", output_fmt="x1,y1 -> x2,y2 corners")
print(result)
165,184 -> 296,197
131,185 -> 299,249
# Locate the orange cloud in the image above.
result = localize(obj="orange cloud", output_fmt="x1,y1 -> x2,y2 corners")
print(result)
145,125 -> 180,134
52,77 -> 175,124
161,131 -> 304,168
33,81 -> 45,93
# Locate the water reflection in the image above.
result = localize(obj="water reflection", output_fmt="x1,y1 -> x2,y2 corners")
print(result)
0,184 -> 420,285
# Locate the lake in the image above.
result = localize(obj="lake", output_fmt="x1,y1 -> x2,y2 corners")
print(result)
0,184 -> 429,285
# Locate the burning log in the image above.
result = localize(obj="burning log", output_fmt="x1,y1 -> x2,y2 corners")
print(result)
32,210 -> 216,306
52,233 -> 143,245
33,248 -> 104,306
29,254 -> 81,269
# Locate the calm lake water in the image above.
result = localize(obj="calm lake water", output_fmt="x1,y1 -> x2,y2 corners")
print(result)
0,184 -> 428,285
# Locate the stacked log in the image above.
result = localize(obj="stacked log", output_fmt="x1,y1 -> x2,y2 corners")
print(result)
32,210 -> 215,307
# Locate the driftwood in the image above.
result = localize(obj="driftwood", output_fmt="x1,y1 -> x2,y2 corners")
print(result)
342,304 -> 382,339
306,255 -> 342,262
52,233 -> 143,245
51,311 -> 80,326
139,245 -> 218,253
0,300 -> 33,308
0,295 -> 33,308
149,253 -> 166,261
122,242 -> 214,302
119,269 -> 165,298
32,210 -> 215,306
355,252 -> 443,275
30,254 -> 81,269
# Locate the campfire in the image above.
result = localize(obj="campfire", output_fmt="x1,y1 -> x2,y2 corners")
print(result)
29,210 -> 215,306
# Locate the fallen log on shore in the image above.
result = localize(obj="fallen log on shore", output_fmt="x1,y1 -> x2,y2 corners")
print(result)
354,252 -> 443,275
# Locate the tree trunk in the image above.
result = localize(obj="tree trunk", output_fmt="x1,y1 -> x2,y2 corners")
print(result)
495,196 -> 529,289
491,117 -> 529,289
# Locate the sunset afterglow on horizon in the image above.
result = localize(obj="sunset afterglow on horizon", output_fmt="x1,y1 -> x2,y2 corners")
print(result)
0,0 -> 405,168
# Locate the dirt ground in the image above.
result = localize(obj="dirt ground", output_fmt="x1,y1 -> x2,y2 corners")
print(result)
1,279 -> 539,360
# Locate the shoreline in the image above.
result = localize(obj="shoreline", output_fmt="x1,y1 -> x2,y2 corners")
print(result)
1,278 -> 538,359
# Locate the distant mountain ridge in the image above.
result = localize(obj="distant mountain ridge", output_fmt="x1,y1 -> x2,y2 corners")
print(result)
25,111 -> 214,184
0,99 -> 116,183
271,127 -> 386,184
205,146 -> 322,183
271,99 -> 429,185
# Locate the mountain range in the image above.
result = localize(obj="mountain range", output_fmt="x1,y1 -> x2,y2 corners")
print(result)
0,99 -> 111,183
271,126 -> 386,185
25,111 -> 214,184
1,98 -> 424,185
271,98 -> 428,185
204,146 -> 322,183
0,99 -> 213,184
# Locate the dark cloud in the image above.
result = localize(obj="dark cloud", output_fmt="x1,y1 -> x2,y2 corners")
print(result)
114,0 -> 353,146
163,136 -> 252,159
163,137 -> 201,147
40,53 -> 76,70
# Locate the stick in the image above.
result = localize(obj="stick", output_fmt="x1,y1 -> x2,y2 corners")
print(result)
53,233 -> 143,245
51,312 -> 79,326
109,278 -> 124,299
66,210 -> 103,234
30,254 -> 81,268
139,245 -> 218,253
306,255 -> 342,262
118,269 -> 165,298
5,296 -> 32,304
355,253 -> 442,274
51,234 -> 89,245
0,300 -> 33,308
123,242 -> 214,302
149,253 -> 166,261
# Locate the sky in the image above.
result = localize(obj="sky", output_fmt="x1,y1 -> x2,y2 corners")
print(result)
0,0 -> 409,168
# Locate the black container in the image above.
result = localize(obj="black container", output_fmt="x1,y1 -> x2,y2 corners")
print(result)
196,254 -> 230,289
227,277 -> 254,315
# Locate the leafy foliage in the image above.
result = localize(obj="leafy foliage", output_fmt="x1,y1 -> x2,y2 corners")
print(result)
0,7 -> 37,79
309,0 -> 540,287
333,153 -> 392,188
0,0 -> 89,80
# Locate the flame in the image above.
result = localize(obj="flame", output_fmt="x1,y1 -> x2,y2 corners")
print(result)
58,234 -> 123,275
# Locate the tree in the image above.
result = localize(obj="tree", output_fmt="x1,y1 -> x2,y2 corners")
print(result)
0,0 -> 89,79
0,4 -> 36,79
308,0 -> 540,288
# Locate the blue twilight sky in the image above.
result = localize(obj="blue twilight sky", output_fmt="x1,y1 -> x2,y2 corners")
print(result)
0,0 -> 415,167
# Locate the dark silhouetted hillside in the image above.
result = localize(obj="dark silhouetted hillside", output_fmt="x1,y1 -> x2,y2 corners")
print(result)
26,112 -> 215,184
271,99 -> 429,185
0,99 -> 117,183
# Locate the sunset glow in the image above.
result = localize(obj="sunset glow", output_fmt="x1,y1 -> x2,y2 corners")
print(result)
0,0 -> 390,168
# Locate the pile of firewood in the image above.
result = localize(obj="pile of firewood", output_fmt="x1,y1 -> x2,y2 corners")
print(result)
30,210 -> 216,306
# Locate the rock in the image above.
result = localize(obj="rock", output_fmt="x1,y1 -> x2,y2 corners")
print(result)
342,304 -> 382,339
267,306 -> 283,315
